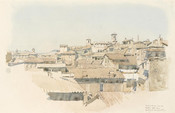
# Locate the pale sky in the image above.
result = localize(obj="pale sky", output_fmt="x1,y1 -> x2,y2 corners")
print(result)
10,3 -> 168,52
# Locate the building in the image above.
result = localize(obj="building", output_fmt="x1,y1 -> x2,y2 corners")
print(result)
102,53 -> 138,70
59,44 -> 69,53
91,52 -> 106,61
32,72 -> 84,101
7,33 -> 169,105
75,58 -> 104,69
69,68 -> 125,93
122,38 -> 134,45
148,58 -> 168,91
57,51 -> 77,66
90,33 -> 117,53
37,63 -> 68,72
91,42 -> 112,53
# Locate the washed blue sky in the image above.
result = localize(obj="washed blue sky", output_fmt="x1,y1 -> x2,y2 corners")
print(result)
10,3 -> 168,52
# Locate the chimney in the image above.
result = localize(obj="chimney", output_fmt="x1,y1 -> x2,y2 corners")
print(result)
137,35 -> 139,41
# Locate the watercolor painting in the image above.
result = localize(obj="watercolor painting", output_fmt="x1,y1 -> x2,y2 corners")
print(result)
1,0 -> 175,113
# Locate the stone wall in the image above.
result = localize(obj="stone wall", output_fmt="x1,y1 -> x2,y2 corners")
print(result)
149,59 -> 168,91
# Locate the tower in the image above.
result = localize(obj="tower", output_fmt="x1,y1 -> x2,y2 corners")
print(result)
86,39 -> 91,45
159,34 -> 163,41
32,48 -> 35,53
111,33 -> 117,42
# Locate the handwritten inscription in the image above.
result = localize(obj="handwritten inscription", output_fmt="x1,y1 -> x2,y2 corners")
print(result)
145,105 -> 165,112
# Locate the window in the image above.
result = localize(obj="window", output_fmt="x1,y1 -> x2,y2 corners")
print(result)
155,52 -> 159,57
100,83 -> 103,91
109,48 -> 114,52
160,51 -> 165,57
142,63 -> 144,68
143,70 -> 149,77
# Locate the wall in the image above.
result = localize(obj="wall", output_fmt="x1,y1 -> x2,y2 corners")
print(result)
79,83 -> 124,94
149,59 -> 168,91
60,54 -> 76,66
48,92 -> 83,101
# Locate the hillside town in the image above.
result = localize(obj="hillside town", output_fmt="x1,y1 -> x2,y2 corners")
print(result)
6,33 -> 168,106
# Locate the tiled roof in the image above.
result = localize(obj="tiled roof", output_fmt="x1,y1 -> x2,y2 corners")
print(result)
105,53 -> 127,60
105,53 -> 137,65
70,45 -> 91,51
42,57 -> 56,62
91,52 -> 106,57
13,52 -> 36,56
37,63 -> 66,68
146,48 -> 165,52
161,40 -> 168,46
32,72 -> 84,93
59,51 -> 76,55
76,58 -> 104,68
24,58 -> 43,63
24,57 -> 56,63
125,56 -> 137,65
69,68 -> 124,78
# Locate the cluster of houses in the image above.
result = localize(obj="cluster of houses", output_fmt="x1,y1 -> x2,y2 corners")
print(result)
6,33 -> 168,106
